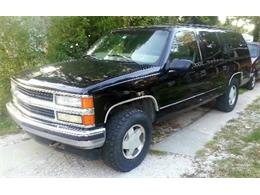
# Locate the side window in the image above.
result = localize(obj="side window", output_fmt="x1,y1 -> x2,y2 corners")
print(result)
170,30 -> 201,63
247,44 -> 259,58
220,32 -> 249,58
199,31 -> 222,60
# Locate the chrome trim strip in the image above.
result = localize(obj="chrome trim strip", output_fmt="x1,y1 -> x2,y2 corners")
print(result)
12,98 -> 95,128
7,102 -> 105,138
13,90 -> 94,115
104,95 -> 159,123
229,72 -> 243,85
12,78 -> 89,98
160,87 -> 222,110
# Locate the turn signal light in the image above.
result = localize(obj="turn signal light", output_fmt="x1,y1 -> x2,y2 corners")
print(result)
82,115 -> 95,126
81,97 -> 94,109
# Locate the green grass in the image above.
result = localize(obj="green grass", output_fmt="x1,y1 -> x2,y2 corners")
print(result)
0,115 -> 20,136
242,128 -> 260,143
194,98 -> 260,177
149,149 -> 169,156
239,87 -> 249,94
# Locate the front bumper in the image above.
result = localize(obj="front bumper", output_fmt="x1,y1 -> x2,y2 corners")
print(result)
6,102 -> 106,149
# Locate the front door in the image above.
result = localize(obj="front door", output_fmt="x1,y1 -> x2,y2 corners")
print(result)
154,29 -> 214,110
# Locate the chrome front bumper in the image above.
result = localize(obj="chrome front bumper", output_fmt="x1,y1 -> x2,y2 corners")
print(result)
6,102 -> 106,149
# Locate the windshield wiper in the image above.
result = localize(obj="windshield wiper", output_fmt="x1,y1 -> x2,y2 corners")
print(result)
107,54 -> 133,62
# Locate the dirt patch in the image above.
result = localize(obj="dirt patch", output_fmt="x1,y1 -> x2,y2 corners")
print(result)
152,107 -> 211,144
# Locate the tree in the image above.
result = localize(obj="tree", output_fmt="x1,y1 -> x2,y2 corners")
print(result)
251,17 -> 260,41
178,16 -> 219,25
224,16 -> 260,41
220,17 -> 247,33
0,17 -> 46,115
46,17 -> 90,62
46,16 -> 180,62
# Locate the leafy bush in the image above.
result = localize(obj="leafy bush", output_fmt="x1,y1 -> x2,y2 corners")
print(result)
0,17 -> 47,116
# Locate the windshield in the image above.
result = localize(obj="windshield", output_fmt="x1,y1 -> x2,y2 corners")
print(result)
248,44 -> 259,58
86,30 -> 169,64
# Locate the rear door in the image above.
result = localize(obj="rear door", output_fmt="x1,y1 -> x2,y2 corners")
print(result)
218,31 -> 251,85
196,29 -> 226,90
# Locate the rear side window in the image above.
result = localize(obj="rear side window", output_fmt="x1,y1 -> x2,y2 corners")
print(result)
247,44 -> 259,58
170,30 -> 201,63
219,32 -> 249,58
199,31 -> 222,60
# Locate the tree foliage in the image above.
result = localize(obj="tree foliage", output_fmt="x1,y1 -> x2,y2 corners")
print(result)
223,16 -> 260,41
178,16 -> 219,25
0,17 -> 47,115
46,16 -> 180,61
250,17 -> 260,41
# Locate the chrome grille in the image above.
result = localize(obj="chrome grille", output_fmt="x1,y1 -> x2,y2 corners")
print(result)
17,84 -> 53,101
11,79 -> 95,128
17,99 -> 55,119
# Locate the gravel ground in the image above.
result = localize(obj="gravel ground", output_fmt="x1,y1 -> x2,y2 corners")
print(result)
0,135 -> 195,177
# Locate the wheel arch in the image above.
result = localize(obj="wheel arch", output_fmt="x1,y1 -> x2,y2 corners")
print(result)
104,95 -> 159,124
228,72 -> 243,86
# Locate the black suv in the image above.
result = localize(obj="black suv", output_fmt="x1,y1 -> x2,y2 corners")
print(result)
7,25 -> 251,172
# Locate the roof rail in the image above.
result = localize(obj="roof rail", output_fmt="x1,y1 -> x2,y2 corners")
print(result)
175,23 -> 227,30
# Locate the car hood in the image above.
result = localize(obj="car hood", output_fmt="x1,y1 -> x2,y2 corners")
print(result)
14,58 -> 160,93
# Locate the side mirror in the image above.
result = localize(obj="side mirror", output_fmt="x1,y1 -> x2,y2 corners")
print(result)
169,59 -> 194,72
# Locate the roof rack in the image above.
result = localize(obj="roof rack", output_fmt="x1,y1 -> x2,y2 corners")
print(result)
113,24 -> 230,32
175,23 -> 228,30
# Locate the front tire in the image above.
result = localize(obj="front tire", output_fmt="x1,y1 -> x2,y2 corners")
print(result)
102,108 -> 152,172
216,78 -> 239,112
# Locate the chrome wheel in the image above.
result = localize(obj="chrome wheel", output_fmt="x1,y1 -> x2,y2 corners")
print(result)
228,85 -> 237,106
122,124 -> 146,159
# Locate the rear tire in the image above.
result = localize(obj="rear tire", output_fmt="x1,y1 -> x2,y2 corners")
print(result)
215,78 -> 239,112
102,108 -> 152,172
245,72 -> 256,90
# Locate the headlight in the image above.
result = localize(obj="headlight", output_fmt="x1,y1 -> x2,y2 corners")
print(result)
57,112 -> 95,126
56,95 -> 81,107
55,95 -> 94,109
56,95 -> 95,126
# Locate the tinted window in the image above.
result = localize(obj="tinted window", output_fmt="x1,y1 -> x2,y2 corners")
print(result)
199,31 -> 222,60
220,32 -> 249,58
247,44 -> 259,58
170,30 -> 201,63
